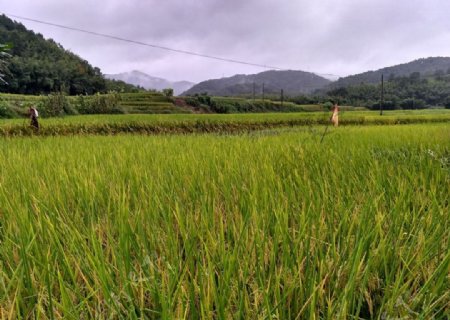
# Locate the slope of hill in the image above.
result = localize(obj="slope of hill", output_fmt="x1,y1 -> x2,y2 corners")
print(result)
105,71 -> 194,95
330,57 -> 450,88
0,14 -> 110,94
182,70 -> 331,96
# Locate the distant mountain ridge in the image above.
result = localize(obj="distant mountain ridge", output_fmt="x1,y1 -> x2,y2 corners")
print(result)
2,11 -> 448,102
330,57 -> 450,88
182,70 -> 331,96
105,71 -> 194,95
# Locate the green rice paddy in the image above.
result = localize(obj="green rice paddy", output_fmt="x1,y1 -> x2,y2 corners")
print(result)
1,110 -> 449,137
0,122 -> 448,318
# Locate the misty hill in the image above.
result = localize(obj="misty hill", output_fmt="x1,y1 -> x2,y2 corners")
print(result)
105,71 -> 194,95
330,57 -> 450,88
182,70 -> 331,96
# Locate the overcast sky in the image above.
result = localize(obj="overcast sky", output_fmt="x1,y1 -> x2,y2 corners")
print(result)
2,0 -> 450,83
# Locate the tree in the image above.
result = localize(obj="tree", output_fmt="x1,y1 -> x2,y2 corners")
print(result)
0,43 -> 11,84
409,72 -> 421,82
0,15 -> 108,94
162,88 -> 174,97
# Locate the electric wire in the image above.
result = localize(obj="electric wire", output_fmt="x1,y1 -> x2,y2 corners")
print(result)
3,13 -> 342,78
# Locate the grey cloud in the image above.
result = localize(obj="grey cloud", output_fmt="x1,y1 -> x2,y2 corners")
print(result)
2,0 -> 449,82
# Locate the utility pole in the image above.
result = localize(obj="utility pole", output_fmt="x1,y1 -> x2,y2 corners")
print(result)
280,89 -> 284,107
380,74 -> 384,116
262,83 -> 265,101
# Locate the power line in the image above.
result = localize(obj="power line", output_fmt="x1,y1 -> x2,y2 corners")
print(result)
3,13 -> 343,78
4,13 -> 285,70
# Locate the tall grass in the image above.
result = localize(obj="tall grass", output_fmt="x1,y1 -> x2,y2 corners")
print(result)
0,124 -> 448,318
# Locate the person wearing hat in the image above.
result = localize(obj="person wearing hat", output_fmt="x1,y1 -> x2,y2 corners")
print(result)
29,105 -> 39,131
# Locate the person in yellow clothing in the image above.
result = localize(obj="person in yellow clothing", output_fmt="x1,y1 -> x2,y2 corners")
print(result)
331,103 -> 339,127
320,102 -> 339,143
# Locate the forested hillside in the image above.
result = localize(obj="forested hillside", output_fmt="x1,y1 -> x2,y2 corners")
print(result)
329,57 -> 450,88
325,71 -> 450,109
0,14 -> 141,95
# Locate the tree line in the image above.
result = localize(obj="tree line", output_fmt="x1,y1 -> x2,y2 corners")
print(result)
323,71 -> 450,109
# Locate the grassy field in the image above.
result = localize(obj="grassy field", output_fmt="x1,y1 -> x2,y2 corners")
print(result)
0,123 -> 448,318
1,109 -> 449,136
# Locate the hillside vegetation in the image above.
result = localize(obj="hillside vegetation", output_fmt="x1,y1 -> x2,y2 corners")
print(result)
329,57 -> 450,87
0,15 -> 144,95
325,71 -> 450,109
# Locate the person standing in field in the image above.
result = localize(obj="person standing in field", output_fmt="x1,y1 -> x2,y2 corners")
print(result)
29,105 -> 39,131
331,103 -> 339,127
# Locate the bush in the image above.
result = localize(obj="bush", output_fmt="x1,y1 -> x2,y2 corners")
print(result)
322,101 -> 333,110
443,97 -> 450,109
76,92 -> 124,114
0,99 -> 16,118
74,95 -> 89,114
40,92 -> 70,117
290,95 -> 315,105
399,98 -> 426,109
184,97 -> 201,108
212,102 -> 236,114
369,101 -> 401,111
162,88 -> 173,97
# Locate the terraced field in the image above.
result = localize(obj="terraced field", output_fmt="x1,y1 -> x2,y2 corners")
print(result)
0,92 -> 190,116
117,93 -> 190,114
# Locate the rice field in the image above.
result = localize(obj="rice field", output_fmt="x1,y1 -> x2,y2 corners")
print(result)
0,123 -> 449,319
1,109 -> 449,137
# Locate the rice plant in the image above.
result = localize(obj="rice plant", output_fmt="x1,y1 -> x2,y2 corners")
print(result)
1,110 -> 449,137
0,124 -> 448,318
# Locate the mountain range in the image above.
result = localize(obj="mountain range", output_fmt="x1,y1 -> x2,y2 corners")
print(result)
182,70 -> 331,96
105,71 -> 194,95
329,57 -> 450,88
2,14 -> 450,100
178,57 -> 450,97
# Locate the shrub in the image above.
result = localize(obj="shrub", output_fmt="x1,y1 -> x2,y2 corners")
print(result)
0,98 -> 16,118
400,98 -> 426,109
74,95 -> 90,114
322,101 -> 333,110
77,92 -> 124,114
162,88 -> 173,97
290,95 -> 314,105
40,92 -> 70,117
184,97 -> 201,108
443,97 -> 450,109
